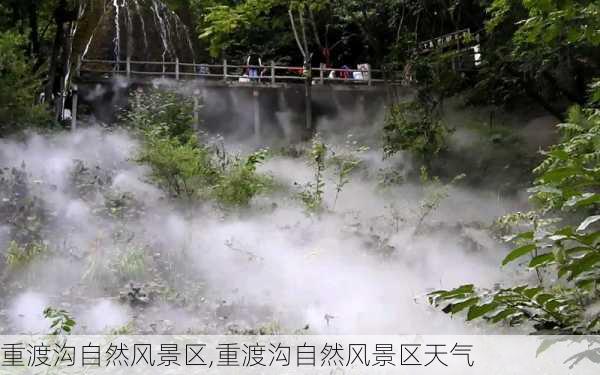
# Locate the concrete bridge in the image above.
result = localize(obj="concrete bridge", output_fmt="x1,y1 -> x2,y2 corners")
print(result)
73,58 -> 410,142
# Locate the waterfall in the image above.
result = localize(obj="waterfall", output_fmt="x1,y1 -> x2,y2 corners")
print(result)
112,0 -> 121,63
132,0 -> 149,51
151,0 -> 172,61
79,0 -> 195,66
124,0 -> 134,58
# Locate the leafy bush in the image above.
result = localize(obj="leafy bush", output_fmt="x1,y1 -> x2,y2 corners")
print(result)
138,133 -> 219,200
125,89 -> 197,143
0,165 -> 48,244
44,307 -> 76,335
114,246 -> 146,281
430,87 -> 600,334
213,149 -> 272,207
125,88 -> 271,207
383,100 -> 452,168
5,240 -> 49,270
0,31 -> 50,134
297,135 -> 327,213
329,136 -> 369,209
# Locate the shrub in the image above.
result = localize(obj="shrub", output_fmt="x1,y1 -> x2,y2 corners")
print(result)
0,31 -> 50,134
383,100 -> 452,168
44,307 -> 76,335
213,149 -> 272,207
125,88 -> 271,206
5,240 -> 48,270
137,133 -> 219,200
298,135 -> 327,213
429,86 -> 600,334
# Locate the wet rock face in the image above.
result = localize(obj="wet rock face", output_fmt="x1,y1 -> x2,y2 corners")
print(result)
76,0 -> 195,64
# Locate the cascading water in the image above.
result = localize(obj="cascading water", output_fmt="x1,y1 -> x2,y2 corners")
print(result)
113,0 -> 121,63
132,0 -> 149,51
151,0 -> 172,61
80,0 -> 194,64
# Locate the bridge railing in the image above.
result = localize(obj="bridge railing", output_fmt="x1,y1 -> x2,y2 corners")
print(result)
78,58 -> 402,86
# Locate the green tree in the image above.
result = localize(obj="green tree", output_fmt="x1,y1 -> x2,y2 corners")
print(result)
471,0 -> 599,118
0,31 -> 49,134
430,84 -> 600,334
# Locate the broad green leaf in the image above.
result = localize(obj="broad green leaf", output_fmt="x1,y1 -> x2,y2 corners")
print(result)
566,253 -> 600,279
565,193 -> 600,208
467,302 -> 499,321
534,293 -> 554,305
450,297 -> 479,314
489,308 -> 519,323
529,253 -> 554,268
577,215 -> 600,232
523,287 -> 543,299
502,244 -> 537,266
540,167 -> 575,183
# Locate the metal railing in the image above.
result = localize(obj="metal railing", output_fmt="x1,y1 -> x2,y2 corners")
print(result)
78,57 -> 403,86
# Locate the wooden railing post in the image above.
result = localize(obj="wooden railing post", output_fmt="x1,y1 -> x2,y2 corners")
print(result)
126,56 -> 131,78
175,58 -> 180,80
270,61 -> 275,84
223,59 -> 228,81
162,61 -> 165,78
367,64 -> 372,86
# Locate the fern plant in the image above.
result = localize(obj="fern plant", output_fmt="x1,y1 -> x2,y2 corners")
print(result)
430,88 -> 600,334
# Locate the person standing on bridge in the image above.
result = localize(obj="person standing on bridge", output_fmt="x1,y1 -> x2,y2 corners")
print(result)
246,53 -> 262,82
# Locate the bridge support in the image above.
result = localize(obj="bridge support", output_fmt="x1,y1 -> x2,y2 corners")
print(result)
193,89 -> 200,131
253,89 -> 261,139
71,84 -> 78,131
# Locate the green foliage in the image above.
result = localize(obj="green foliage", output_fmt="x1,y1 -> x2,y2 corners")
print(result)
43,307 -> 76,335
213,149 -> 272,207
383,100 -> 452,167
114,246 -> 146,281
298,134 -> 327,213
138,133 -> 219,201
5,240 -> 48,270
472,0 -> 599,110
125,89 -> 270,207
195,0 -> 290,58
430,90 -> 600,334
414,168 -> 465,235
296,133 -> 367,213
0,31 -> 50,134
125,89 -> 198,144
529,105 -> 600,212
429,284 -> 587,333
0,165 -> 48,244
330,135 -> 368,209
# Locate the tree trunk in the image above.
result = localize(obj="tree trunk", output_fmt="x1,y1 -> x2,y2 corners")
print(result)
27,0 -> 39,57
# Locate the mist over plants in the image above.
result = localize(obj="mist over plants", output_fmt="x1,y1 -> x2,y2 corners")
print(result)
0,0 -> 598,338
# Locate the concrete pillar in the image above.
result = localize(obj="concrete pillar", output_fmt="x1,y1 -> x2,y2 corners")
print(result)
253,89 -> 261,139
71,84 -> 78,131
193,89 -> 200,130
